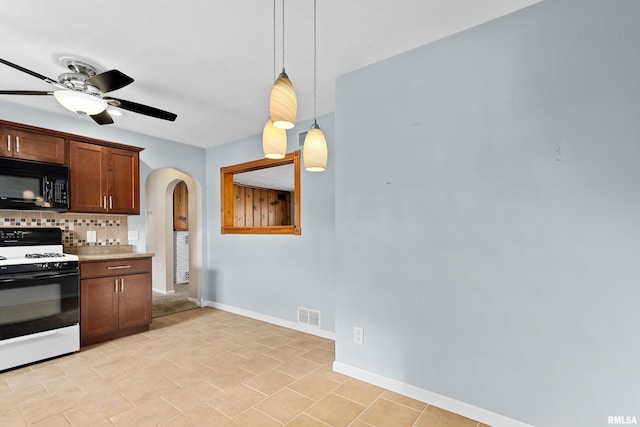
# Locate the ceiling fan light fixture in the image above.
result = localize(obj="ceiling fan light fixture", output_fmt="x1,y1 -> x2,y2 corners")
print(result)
107,108 -> 122,117
263,118 -> 287,159
269,70 -> 297,129
303,121 -> 327,172
53,90 -> 107,115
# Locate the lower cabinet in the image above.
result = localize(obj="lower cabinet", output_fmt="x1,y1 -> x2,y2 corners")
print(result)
80,257 -> 152,346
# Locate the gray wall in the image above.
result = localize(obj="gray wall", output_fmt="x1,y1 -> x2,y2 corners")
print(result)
0,100 -> 208,253
205,114 -> 336,331
334,0 -> 640,425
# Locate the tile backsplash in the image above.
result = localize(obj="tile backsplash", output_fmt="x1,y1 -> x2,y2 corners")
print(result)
0,210 -> 128,249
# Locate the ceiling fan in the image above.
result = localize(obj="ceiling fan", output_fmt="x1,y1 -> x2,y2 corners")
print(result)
0,57 -> 177,125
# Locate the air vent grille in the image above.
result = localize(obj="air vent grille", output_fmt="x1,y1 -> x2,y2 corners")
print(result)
298,307 -> 321,328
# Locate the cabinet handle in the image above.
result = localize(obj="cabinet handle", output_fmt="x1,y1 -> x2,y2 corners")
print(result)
15,136 -> 19,152
120,278 -> 124,292
114,279 -> 118,293
107,265 -> 131,270
7,135 -> 10,152
103,196 -> 107,210
109,196 -> 113,210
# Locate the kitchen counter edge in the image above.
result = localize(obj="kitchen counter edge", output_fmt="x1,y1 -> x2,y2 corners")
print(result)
75,252 -> 155,262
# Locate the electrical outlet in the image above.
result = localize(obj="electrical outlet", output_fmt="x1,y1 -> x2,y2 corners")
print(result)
353,327 -> 364,345
128,230 -> 139,241
86,230 -> 96,243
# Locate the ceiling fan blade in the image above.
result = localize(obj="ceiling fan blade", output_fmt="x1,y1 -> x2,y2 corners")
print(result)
105,97 -> 177,121
0,58 -> 58,85
85,70 -> 134,93
90,110 -> 114,125
0,90 -> 53,95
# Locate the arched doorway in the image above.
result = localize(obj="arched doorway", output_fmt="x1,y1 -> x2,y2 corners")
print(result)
145,168 -> 203,304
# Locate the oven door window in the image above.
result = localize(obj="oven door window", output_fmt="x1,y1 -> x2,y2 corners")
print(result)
0,271 -> 79,341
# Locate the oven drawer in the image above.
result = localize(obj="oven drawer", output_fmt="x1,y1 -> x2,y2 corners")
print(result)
80,258 -> 151,278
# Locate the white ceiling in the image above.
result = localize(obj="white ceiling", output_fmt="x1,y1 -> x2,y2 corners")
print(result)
1,0 -> 540,149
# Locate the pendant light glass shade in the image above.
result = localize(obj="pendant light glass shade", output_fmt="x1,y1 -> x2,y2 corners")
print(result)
303,121 -> 327,172
269,70 -> 297,129
262,118 -> 287,159
53,90 -> 107,115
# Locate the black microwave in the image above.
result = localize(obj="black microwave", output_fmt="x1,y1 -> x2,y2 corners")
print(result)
0,158 -> 69,212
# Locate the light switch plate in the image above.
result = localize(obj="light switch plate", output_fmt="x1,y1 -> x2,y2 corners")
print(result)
86,230 -> 97,243
128,231 -> 139,241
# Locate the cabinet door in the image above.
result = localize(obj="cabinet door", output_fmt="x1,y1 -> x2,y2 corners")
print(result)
11,130 -> 65,164
108,148 -> 139,214
81,277 -> 119,339
69,140 -> 108,213
0,127 -> 11,159
118,273 -> 151,330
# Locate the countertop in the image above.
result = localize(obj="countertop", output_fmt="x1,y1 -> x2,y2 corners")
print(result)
65,245 -> 154,262
74,252 -> 155,262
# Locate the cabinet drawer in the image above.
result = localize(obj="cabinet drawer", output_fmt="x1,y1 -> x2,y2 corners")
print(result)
80,258 -> 151,278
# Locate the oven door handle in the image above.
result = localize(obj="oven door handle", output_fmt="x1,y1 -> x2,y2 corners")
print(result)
0,270 -> 78,283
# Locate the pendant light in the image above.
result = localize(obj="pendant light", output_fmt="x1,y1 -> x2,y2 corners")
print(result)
263,0 -> 287,159
303,0 -> 328,172
269,0 -> 297,129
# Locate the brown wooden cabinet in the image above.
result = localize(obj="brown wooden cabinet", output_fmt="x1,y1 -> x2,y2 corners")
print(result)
68,140 -> 140,214
0,125 -> 65,164
80,257 -> 152,346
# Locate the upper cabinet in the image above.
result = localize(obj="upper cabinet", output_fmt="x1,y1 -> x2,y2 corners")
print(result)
0,126 -> 65,164
68,140 -> 141,215
0,119 -> 143,215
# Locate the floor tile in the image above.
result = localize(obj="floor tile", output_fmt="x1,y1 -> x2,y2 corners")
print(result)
63,392 -> 135,426
0,308 -> 483,427
414,405 -> 479,427
288,372 -> 341,400
298,347 -> 335,364
222,408 -> 282,427
304,393 -> 365,427
333,378 -> 384,406
243,369 -> 297,395
20,387 -> 89,424
110,396 -> 181,427
235,354 -> 282,375
286,413 -> 331,426
161,402 -> 230,427
357,397 -> 421,427
265,345 -> 306,362
276,357 -> 321,378
160,379 -> 221,411
207,384 -> 268,417
255,388 -> 315,424
380,390 -> 428,412
0,407 -> 26,427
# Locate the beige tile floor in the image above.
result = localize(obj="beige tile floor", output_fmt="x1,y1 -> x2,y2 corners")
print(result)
0,308 -> 489,426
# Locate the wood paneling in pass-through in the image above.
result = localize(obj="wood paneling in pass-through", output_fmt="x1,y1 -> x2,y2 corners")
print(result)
233,184 -> 291,227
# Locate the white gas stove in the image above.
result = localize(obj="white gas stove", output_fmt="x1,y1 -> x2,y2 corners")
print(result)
0,228 -> 80,371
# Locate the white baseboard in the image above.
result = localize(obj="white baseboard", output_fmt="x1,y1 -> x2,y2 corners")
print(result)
203,300 -> 335,340
332,361 -> 533,427
152,288 -> 175,295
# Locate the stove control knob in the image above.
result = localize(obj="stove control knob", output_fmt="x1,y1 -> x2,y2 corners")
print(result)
52,263 -> 61,269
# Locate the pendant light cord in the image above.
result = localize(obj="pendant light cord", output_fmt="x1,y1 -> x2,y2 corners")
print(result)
273,0 -> 276,80
313,0 -> 317,120
282,0 -> 286,71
